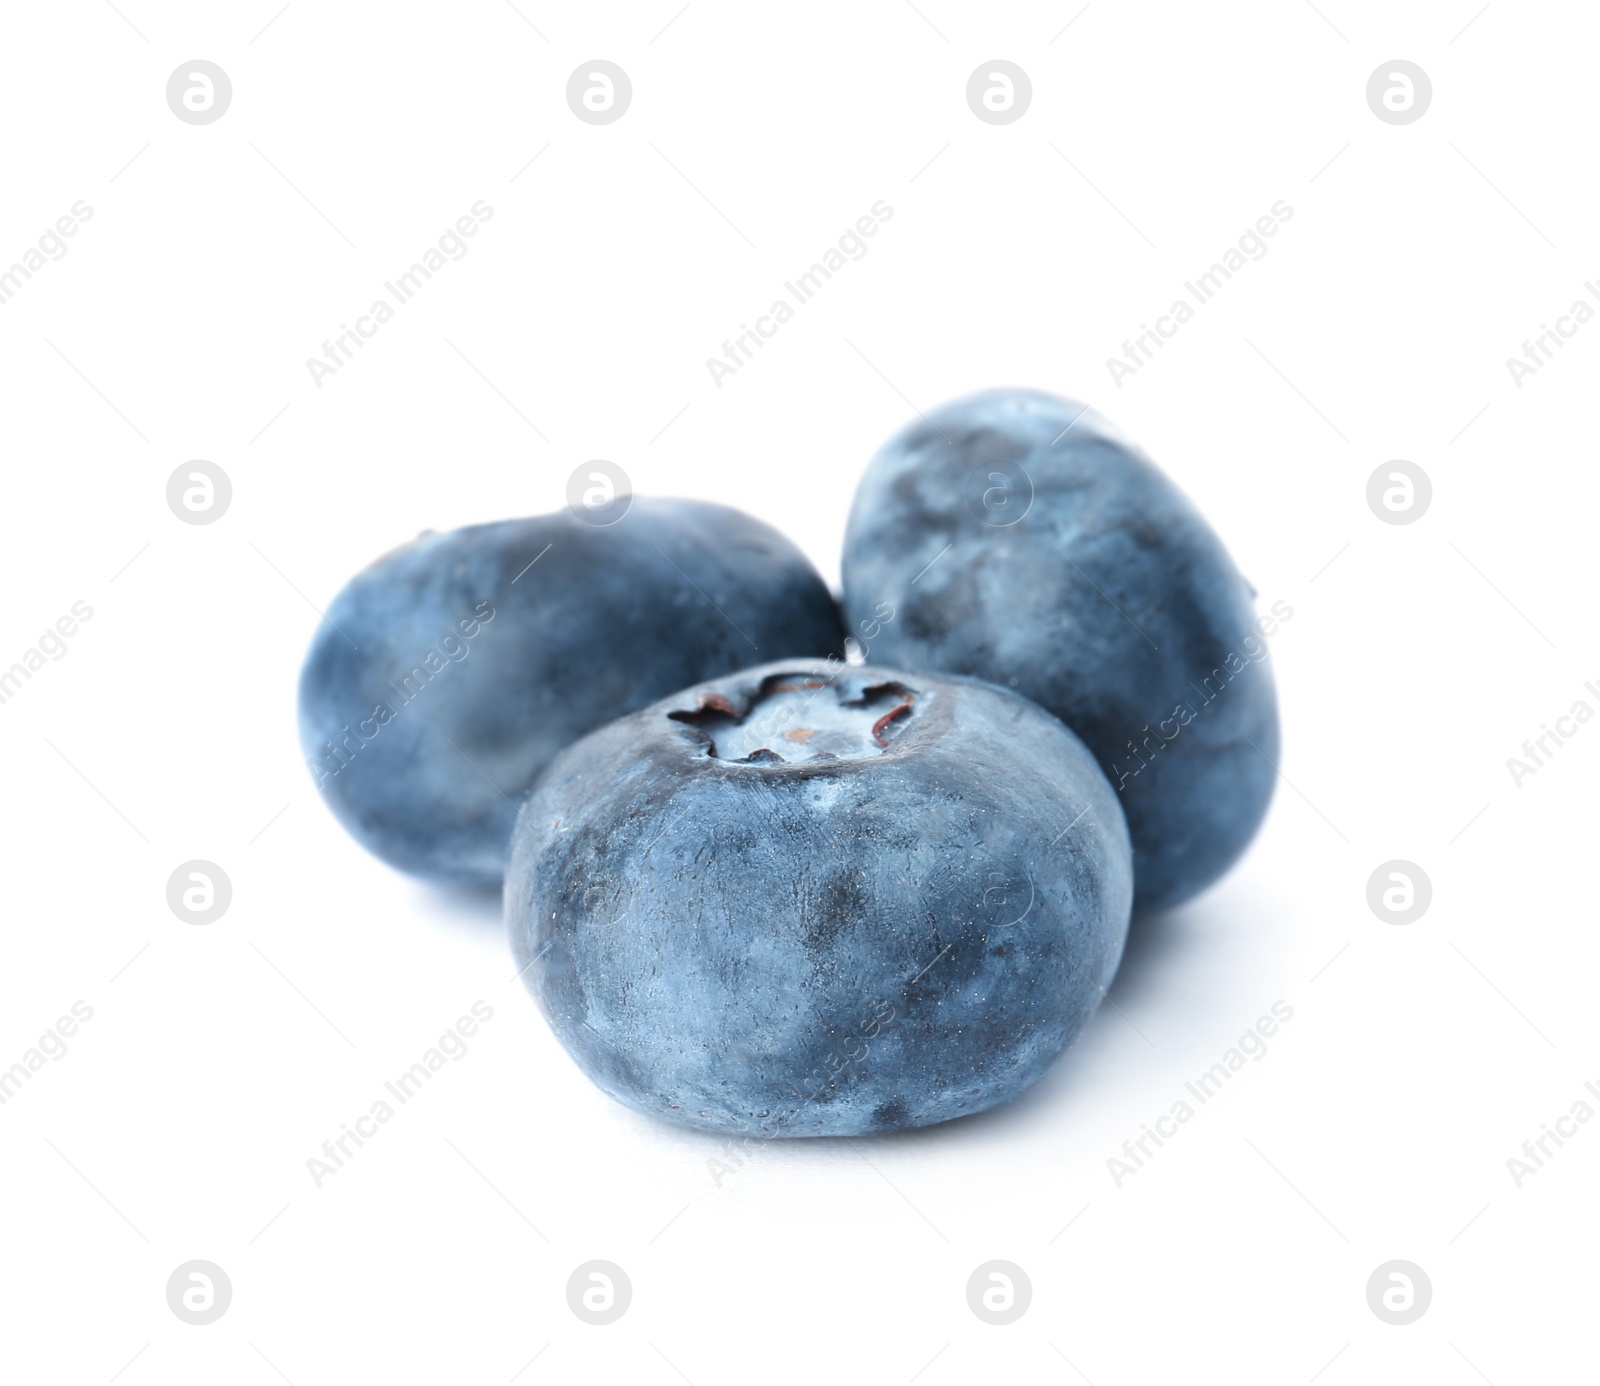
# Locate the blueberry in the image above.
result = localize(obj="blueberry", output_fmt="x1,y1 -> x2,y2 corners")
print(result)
299,499 -> 844,886
841,388 -> 1279,912
506,659 -> 1132,1136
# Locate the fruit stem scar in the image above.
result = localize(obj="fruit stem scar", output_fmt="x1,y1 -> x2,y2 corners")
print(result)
670,675 -> 918,763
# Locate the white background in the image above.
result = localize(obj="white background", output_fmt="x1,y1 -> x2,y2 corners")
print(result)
1,1 -> 1595,1382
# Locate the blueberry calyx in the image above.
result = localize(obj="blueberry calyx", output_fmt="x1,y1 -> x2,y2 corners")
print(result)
668,671 -> 919,765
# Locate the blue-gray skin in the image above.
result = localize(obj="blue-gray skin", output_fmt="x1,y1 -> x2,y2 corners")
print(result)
298,499 -> 844,887
507,659 -> 1133,1137
841,389 -> 1279,913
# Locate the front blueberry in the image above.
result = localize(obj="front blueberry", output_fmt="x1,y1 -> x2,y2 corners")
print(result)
298,499 -> 844,886
506,660 -> 1133,1136
840,389 -> 1280,913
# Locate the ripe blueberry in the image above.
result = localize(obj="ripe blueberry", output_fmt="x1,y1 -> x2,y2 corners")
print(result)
299,500 -> 843,886
507,659 -> 1133,1136
841,388 -> 1280,912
